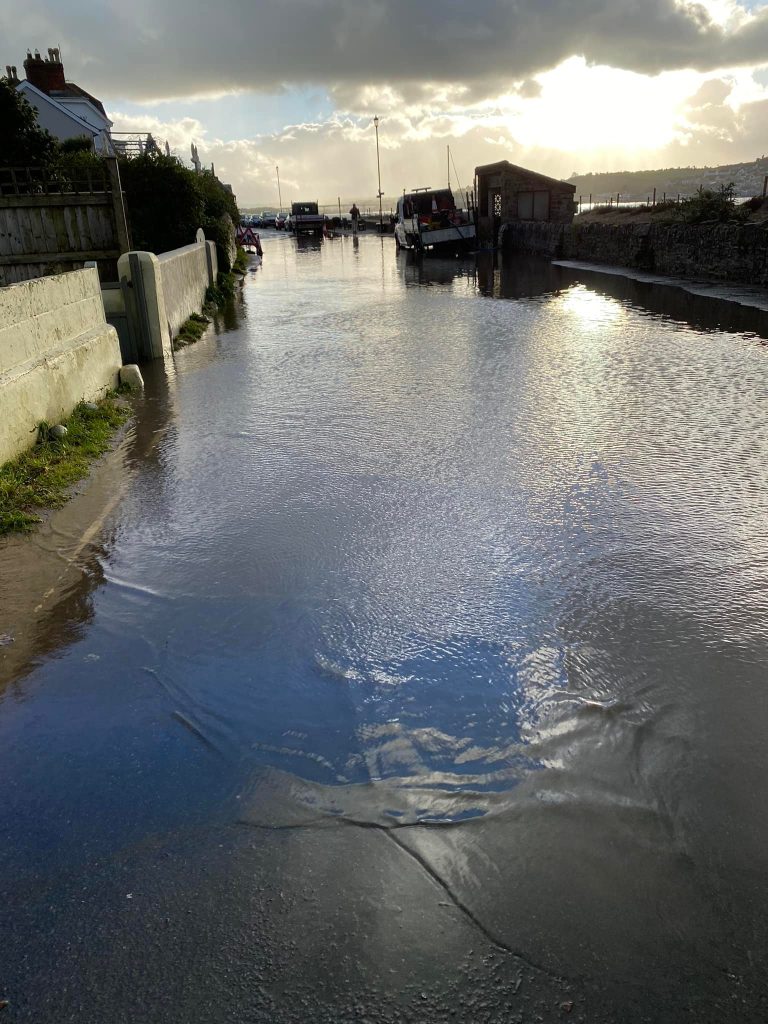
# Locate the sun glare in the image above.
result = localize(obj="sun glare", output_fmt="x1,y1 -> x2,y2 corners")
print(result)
558,286 -> 624,327
508,58 -> 700,155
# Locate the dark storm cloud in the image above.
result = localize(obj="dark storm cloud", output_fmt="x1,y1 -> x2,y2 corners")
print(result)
3,0 -> 768,101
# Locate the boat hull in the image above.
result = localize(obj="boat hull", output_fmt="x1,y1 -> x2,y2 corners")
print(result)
395,221 -> 476,253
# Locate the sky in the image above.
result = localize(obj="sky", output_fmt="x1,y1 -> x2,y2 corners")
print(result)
3,0 -> 768,205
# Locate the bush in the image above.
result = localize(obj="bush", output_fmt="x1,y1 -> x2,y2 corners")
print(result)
197,168 -> 238,225
679,183 -> 745,224
59,135 -> 95,154
741,195 -> 766,213
197,170 -> 238,271
119,152 -> 205,253
203,213 -> 236,272
0,77 -> 57,167
118,153 -> 237,262
49,147 -> 108,190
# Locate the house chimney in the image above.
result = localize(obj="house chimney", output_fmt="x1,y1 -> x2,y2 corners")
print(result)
24,46 -> 66,93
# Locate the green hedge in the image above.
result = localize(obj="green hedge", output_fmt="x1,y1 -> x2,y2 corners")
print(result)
119,155 -> 237,267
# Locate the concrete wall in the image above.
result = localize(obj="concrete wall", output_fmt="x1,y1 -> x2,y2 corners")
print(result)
116,234 -> 217,359
158,237 -> 216,339
501,220 -> 768,287
0,268 -> 122,464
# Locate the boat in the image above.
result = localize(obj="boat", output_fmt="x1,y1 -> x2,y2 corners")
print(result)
394,188 -> 476,254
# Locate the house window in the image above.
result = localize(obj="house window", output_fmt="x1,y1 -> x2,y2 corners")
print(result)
517,190 -> 550,220
493,192 -> 502,217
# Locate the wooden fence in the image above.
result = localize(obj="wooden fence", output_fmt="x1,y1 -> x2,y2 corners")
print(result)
0,158 -> 131,285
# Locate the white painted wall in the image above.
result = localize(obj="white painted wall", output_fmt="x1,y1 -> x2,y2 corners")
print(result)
0,269 -> 122,465
16,82 -> 97,142
159,240 -> 217,341
116,236 -> 217,360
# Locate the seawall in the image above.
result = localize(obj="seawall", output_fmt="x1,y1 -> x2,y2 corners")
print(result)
158,238 -> 217,340
113,234 -> 218,360
501,220 -> 768,288
0,268 -> 122,465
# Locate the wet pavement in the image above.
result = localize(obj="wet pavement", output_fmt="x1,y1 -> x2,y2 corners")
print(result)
2,235 -> 768,1022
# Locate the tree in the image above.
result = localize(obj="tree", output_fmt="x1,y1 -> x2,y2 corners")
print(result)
0,77 -> 57,167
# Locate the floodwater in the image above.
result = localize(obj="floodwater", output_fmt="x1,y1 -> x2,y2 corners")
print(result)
2,235 -> 768,1023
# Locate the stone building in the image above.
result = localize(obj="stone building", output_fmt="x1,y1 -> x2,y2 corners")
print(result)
474,160 -> 576,243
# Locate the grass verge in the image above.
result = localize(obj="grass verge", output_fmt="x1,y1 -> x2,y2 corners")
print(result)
172,312 -> 211,350
173,253 -> 245,352
0,395 -> 130,536
233,245 -> 248,274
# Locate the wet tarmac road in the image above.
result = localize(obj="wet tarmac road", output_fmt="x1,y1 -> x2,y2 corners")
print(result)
2,235 -> 768,1022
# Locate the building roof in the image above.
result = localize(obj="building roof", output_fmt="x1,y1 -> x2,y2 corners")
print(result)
475,160 -> 576,193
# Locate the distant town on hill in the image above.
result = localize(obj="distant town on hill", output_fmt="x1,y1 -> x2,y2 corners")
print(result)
240,158 -> 768,212
568,156 -> 768,201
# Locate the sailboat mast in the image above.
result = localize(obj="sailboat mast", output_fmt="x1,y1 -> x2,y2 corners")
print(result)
447,145 -> 451,190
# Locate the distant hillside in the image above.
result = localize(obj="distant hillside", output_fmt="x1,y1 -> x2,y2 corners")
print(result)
569,156 -> 768,200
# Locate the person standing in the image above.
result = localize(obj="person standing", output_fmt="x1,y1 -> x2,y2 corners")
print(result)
349,203 -> 360,236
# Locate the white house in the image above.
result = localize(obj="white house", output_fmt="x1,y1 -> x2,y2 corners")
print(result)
7,49 -> 113,153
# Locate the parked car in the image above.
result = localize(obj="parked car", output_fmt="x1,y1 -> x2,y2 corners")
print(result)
260,211 -> 276,228
275,212 -> 287,230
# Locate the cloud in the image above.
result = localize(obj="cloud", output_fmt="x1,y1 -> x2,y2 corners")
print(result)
111,60 -> 768,206
110,112 -> 206,155
10,2 -> 768,203
663,82 -> 768,162
4,0 -> 768,103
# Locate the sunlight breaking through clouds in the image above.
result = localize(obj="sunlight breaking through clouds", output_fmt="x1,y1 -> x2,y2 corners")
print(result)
11,0 -> 765,201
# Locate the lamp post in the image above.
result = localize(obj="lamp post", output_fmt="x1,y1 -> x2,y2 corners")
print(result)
276,165 -> 283,212
373,115 -> 383,233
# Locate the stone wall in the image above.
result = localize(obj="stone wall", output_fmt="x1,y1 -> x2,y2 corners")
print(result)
501,219 -> 768,287
0,268 -> 121,464
499,221 -> 570,257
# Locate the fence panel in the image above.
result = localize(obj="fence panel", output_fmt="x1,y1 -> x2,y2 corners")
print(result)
0,161 -> 129,285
